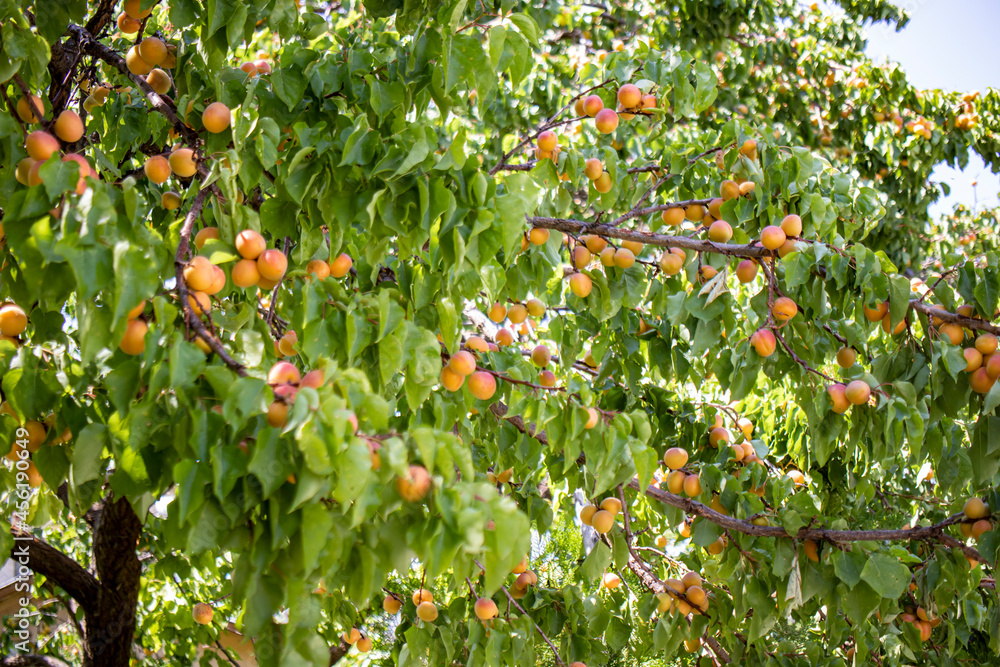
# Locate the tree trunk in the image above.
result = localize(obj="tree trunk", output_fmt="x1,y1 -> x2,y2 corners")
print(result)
80,495 -> 142,667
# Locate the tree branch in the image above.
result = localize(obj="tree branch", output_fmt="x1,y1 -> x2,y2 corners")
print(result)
9,531 -> 101,616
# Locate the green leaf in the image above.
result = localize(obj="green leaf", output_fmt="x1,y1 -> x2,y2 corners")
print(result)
577,541 -> 611,581
859,553 -> 910,599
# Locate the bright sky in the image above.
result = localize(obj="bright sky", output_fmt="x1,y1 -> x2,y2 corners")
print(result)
863,0 -> 1000,216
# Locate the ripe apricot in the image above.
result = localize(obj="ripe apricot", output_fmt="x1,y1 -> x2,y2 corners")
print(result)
844,380 -> 871,405
666,470 -> 686,494
750,329 -> 776,357
183,256 -> 215,291
663,447 -> 688,470
969,367 -> 994,393
772,297 -> 798,321
411,588 -> 433,605
617,84 -> 641,109
584,158 -> 603,180
939,323 -> 964,345
780,214 -> 802,237
496,328 -> 514,346
613,248 -> 635,268
168,147 -> 197,177
440,366 -> 463,391
579,504 -> 598,525
836,347 -> 856,368
594,172 -> 612,193
760,225 -> 786,250
397,465 -> 432,501
661,207 -> 684,226
583,95 -> 604,117
120,319 -> 148,355
144,155 -> 171,184
126,46 -> 153,75
659,251 -> 683,275
863,301 -> 888,322
257,249 -> 287,281
328,253 -> 352,278
468,371 -> 497,400
537,130 -> 557,153
26,131 -> 59,162
54,110 -> 84,143
529,228 -> 549,245
531,344 -> 551,367
803,539 -> 819,562
976,334 -> 998,355
594,108 -> 619,134
235,230 -> 266,259
118,12 -> 140,33
720,180 -> 740,200
202,102 -> 231,133
474,597 -> 498,620
964,497 -> 989,519
735,259 -> 757,283
882,314 -> 905,335
591,509 -> 614,533
682,473 -> 702,497
964,348 -> 983,372
124,0 -> 152,18
449,350 -> 477,376
0,304 -> 28,337
707,220 -> 732,243
16,95 -> 43,123
231,259 -> 260,288
383,595 -> 402,614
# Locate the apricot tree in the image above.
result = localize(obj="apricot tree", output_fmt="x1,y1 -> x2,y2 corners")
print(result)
1,1 -> 999,666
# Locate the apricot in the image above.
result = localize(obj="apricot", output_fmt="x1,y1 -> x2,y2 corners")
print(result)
621,239 -> 643,255
127,301 -> 146,320
468,371 -> 497,400
187,291 -> 211,315
882,314 -> 906,335
939,323 -> 964,345
663,447 -> 688,470
15,157 -> 35,185
969,367 -> 993,394
257,249 -> 287,281
382,595 -> 402,614
780,214 -> 802,237
720,180 -> 740,200
707,198 -> 723,219
449,350 -> 477,376
474,597 -> 498,620
579,504 -> 598,525
569,272 -> 592,297
356,636 -> 372,652
328,253 -> 352,278
231,258 -> 260,288
205,265 -> 226,295
582,95 -> 604,117
972,519 -> 992,539
964,497 -> 989,519
529,228 -> 549,245
740,139 -> 758,159
600,497 -> 622,515
159,191 -> 181,210
750,329 -> 776,357
836,346 -> 856,368
617,84 -> 641,109
235,230 -> 266,259
531,344 -> 551,367
863,301 -> 889,322
194,227 -> 219,249
574,98 -> 586,116
964,348 -> 983,372
760,225 -> 786,250
844,380 -> 871,405
584,158 -> 603,180
505,304 -> 526,324
192,603 -> 214,625
412,588 -> 433,605
0,304 -> 27,336
735,259 -> 757,283
183,256 -> 215,291
526,298 -> 545,318
708,427 -> 729,447
126,46 -> 153,75
666,470 -> 686,494
538,370 -> 556,387
659,251 -> 683,275
124,0 -> 152,18
168,147 -> 197,177
661,207 -> 684,226
594,172 -> 612,193
26,131 -> 59,162
803,539 -> 819,562
397,464 -> 432,501
707,220 -> 732,243
118,12 -> 140,33
591,509 -> 614,533
16,95 -> 43,123
496,328 -> 514,346
202,102 -> 231,133
987,354 -> 1000,379
120,319 -> 148,355
594,108 -> 619,134
466,336 -> 490,352
54,110 -> 84,143
537,130 -> 557,153
144,155 -> 170,184
772,297 -> 798,321
976,334 -> 998,355
683,473 -> 702,497
614,248 -> 635,269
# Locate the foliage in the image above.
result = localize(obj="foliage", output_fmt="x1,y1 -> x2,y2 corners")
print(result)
0,0 -> 998,666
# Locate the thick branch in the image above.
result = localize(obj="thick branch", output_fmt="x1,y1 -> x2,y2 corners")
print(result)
9,531 -> 101,616
1,656 -> 73,667
328,640 -> 350,665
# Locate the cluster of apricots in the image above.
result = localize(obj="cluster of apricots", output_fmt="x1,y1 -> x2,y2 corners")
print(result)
264,360 -> 326,427
14,106 -> 94,195
657,570 -> 710,617
578,496 -> 623,535
1,409 -> 71,488
961,497 -> 993,542
340,627 -> 373,653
